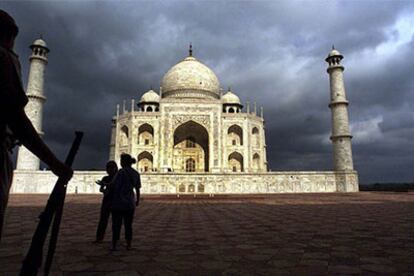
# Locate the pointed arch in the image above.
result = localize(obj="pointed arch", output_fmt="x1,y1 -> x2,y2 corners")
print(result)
228,151 -> 244,172
120,125 -> 129,146
252,126 -> 260,147
228,124 -> 243,146
253,153 -> 260,171
138,151 -> 153,172
138,123 -> 154,145
185,158 -> 196,172
173,120 -> 209,172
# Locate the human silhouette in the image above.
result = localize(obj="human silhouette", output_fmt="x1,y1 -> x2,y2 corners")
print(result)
0,10 -> 72,242
110,154 -> 141,251
94,160 -> 118,243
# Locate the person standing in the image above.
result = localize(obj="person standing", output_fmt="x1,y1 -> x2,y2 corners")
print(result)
0,10 -> 72,242
111,154 -> 141,250
94,160 -> 118,243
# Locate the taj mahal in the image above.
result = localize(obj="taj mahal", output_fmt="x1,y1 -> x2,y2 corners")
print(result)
110,45 -> 267,176
11,39 -> 358,194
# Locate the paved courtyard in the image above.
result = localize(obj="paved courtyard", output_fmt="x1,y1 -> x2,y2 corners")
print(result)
1,192 -> 414,275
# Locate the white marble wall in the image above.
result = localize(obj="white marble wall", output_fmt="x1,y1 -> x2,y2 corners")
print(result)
11,170 -> 359,194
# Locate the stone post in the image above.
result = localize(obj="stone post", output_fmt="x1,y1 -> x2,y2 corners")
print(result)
131,99 -> 135,112
16,38 -> 49,171
326,47 -> 354,171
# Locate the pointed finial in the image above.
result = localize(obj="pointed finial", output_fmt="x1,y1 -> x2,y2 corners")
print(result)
39,33 -> 43,39
150,85 -> 153,91
228,86 -> 231,92
189,43 -> 193,56
332,44 -> 335,50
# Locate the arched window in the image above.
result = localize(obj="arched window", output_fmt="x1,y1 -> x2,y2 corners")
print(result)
186,137 -> 196,148
198,184 -> 205,193
138,151 -> 153,172
138,123 -> 154,145
188,184 -> 195,192
229,107 -> 235,113
185,158 -> 196,172
120,125 -> 129,146
228,152 -> 244,172
228,125 -> 243,146
252,127 -> 260,147
253,153 -> 260,171
146,106 -> 153,112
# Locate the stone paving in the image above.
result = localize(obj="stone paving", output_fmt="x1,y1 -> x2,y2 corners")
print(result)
1,192 -> 414,275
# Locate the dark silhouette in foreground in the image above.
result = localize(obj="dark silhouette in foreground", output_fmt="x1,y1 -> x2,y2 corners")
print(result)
20,132 -> 83,276
94,160 -> 118,243
110,154 -> 141,251
0,9 -> 72,243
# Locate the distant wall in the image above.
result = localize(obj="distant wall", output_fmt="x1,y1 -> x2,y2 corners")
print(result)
11,170 -> 359,194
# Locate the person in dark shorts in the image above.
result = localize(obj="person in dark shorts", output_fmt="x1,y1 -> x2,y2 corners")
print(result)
111,154 -> 141,251
94,160 -> 118,243
0,9 -> 72,242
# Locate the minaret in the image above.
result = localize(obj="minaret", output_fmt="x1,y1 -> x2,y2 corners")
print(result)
326,47 -> 354,171
109,117 -> 116,160
16,38 -> 49,171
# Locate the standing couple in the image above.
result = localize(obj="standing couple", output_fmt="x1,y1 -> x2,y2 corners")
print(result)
94,153 -> 141,251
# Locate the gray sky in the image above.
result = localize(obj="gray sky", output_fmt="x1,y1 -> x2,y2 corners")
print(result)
3,1 -> 414,183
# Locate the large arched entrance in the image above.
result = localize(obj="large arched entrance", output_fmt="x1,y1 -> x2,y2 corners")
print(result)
173,121 -> 209,172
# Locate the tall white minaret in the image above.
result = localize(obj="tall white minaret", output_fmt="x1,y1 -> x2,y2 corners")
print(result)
326,47 -> 354,171
16,38 -> 49,170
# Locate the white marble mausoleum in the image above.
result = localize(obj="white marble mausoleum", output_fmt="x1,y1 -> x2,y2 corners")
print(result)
12,41 -> 359,194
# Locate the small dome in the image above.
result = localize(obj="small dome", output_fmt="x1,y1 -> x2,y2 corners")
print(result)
161,55 -> 220,99
140,90 -> 160,103
32,38 -> 47,48
222,90 -> 241,105
327,48 -> 343,58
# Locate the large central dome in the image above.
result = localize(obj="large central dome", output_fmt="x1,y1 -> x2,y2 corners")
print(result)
161,53 -> 220,99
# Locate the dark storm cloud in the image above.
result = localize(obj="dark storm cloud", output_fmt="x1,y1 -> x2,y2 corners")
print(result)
3,1 -> 414,183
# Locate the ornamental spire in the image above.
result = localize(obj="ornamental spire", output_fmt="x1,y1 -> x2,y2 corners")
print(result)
189,43 -> 193,57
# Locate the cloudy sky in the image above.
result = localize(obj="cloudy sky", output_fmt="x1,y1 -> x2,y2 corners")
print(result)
3,1 -> 414,183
